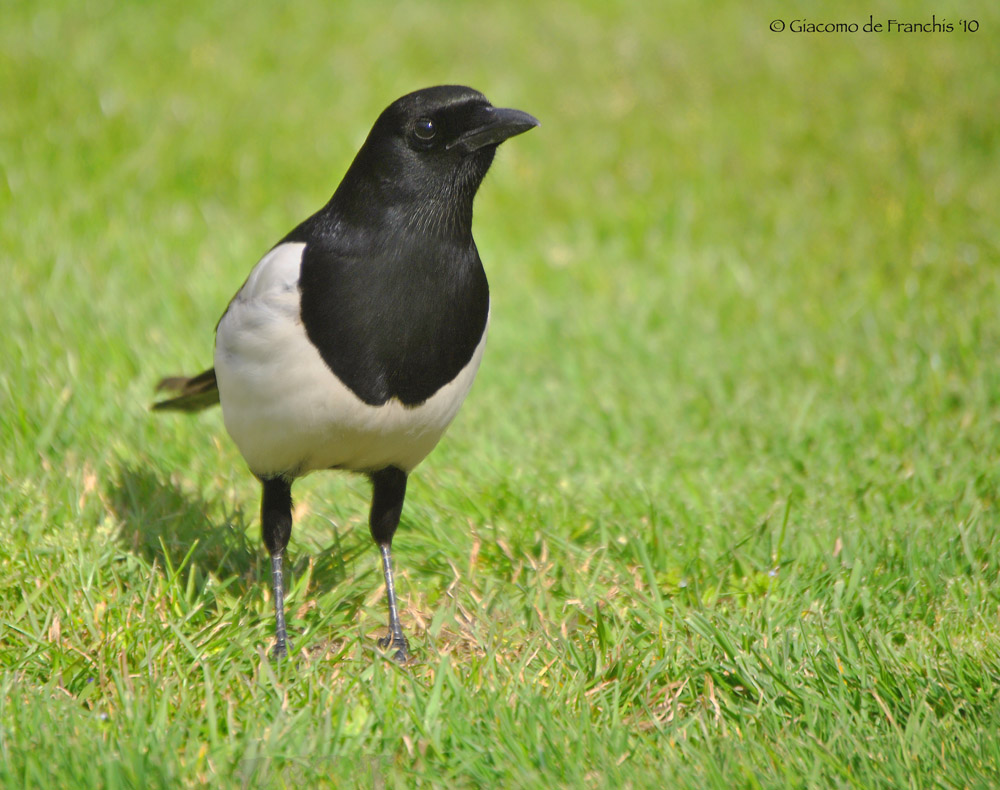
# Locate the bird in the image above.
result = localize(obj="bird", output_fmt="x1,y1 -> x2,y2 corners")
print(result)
153,85 -> 538,662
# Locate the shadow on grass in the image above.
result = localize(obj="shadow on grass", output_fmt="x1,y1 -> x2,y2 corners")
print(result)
105,463 -> 370,602
107,464 -> 257,582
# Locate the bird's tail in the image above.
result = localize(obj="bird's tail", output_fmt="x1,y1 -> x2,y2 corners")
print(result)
152,367 -> 221,412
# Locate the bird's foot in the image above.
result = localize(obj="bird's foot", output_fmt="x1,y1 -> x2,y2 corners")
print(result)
270,637 -> 292,661
377,633 -> 411,664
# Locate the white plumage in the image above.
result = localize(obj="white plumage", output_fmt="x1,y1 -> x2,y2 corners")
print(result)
214,242 -> 488,478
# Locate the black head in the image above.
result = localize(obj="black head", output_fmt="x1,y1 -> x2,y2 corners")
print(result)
330,86 -> 539,238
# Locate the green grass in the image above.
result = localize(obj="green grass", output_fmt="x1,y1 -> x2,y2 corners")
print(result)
3,0 -> 1000,786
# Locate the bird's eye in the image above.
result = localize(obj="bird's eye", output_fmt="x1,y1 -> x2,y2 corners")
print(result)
413,117 -> 437,141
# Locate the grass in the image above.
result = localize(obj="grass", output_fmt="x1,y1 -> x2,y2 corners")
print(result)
2,0 -> 999,786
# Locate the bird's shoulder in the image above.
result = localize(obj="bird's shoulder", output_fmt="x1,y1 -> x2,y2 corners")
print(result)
233,241 -> 306,303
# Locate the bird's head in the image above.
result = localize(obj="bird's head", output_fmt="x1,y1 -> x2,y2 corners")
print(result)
333,86 -> 539,238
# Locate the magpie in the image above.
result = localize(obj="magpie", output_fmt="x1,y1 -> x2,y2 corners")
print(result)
153,86 -> 537,662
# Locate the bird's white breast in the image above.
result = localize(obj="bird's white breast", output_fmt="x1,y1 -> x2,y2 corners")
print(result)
214,242 -> 488,477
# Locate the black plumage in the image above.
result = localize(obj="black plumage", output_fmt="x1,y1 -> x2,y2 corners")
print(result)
154,86 -> 537,661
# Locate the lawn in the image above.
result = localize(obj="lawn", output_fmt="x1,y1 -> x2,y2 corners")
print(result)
2,0 -> 999,787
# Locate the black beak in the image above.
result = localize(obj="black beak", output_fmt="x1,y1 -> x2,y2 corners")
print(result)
448,106 -> 540,152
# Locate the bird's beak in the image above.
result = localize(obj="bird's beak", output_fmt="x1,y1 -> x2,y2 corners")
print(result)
448,106 -> 540,152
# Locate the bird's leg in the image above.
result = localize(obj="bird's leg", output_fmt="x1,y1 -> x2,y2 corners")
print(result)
378,543 -> 408,658
269,553 -> 289,656
260,476 -> 294,660
369,467 -> 409,662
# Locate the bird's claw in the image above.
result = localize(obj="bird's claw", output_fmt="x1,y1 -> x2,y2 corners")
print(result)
377,633 -> 410,664
270,640 -> 292,661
